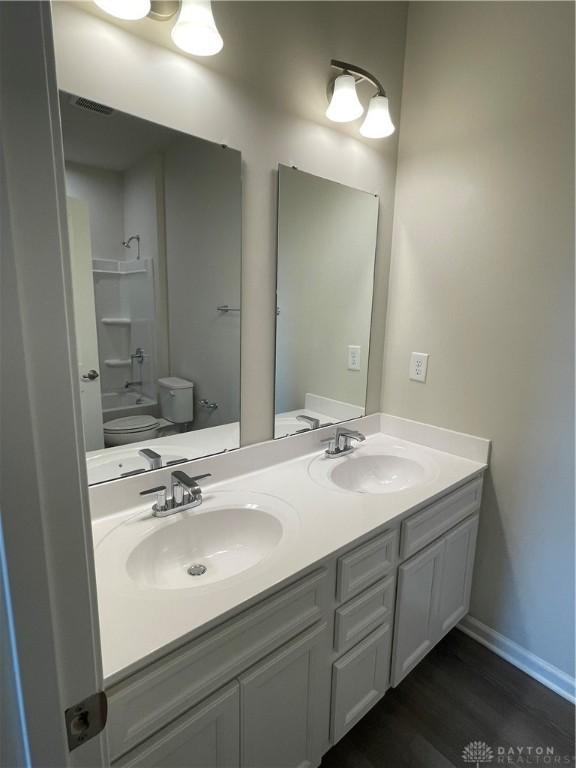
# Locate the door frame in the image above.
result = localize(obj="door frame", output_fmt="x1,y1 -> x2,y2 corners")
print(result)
0,2 -> 108,765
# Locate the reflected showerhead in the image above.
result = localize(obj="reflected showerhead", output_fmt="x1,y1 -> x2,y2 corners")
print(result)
122,235 -> 140,248
122,235 -> 141,260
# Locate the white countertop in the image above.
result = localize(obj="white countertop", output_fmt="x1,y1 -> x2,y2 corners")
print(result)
91,415 -> 489,685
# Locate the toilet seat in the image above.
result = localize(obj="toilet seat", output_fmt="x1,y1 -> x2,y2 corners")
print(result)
104,415 -> 160,434
103,415 -> 161,446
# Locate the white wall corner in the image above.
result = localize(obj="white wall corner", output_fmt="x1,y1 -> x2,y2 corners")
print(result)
458,615 -> 576,704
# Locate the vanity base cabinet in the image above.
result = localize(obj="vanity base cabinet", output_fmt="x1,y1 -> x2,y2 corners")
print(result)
391,514 -> 479,686
115,683 -> 240,768
331,622 -> 392,744
436,514 -> 479,636
240,622 -> 330,768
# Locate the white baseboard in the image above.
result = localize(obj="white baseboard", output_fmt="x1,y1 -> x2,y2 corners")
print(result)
458,616 -> 575,704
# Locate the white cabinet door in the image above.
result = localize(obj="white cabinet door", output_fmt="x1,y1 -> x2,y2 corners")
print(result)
391,539 -> 444,686
331,623 -> 392,744
436,515 -> 479,636
117,683 -> 239,768
239,623 -> 329,768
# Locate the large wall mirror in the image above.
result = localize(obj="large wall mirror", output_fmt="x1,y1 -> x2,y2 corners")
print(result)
275,166 -> 378,438
60,92 -> 242,484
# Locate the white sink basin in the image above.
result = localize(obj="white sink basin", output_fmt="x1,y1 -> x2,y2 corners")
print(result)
96,492 -> 299,591
127,507 -> 283,589
309,439 -> 437,494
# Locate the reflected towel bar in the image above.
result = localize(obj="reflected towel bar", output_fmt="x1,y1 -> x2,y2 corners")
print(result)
217,305 -> 280,315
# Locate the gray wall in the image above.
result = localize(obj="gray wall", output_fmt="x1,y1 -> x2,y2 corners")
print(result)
276,167 -> 378,413
164,137 -> 242,429
381,2 -> 575,677
51,0 -> 408,445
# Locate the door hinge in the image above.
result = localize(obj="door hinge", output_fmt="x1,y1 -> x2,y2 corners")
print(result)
64,691 -> 108,751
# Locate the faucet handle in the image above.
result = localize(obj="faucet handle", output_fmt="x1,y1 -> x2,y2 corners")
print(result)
171,471 -> 211,490
140,485 -> 167,496
189,473 -> 212,483
139,485 -> 168,512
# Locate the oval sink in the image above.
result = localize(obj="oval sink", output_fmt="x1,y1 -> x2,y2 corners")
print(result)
330,455 -> 429,494
96,492 -> 299,593
126,507 -> 283,590
308,439 -> 437,494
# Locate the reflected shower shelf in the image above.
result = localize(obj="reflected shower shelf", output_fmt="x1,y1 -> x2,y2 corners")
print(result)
93,269 -> 147,275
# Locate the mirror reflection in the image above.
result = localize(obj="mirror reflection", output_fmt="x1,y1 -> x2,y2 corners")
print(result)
60,92 -> 242,484
275,166 -> 378,438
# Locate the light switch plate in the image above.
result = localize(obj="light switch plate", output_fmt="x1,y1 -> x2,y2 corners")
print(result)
409,352 -> 429,382
348,345 -> 361,371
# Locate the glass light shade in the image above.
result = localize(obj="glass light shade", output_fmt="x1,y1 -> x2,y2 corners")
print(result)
359,95 -> 395,138
325,74 -> 364,123
171,0 -> 224,56
94,0 -> 151,20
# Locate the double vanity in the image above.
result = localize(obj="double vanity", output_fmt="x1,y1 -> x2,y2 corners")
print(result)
89,413 -> 489,767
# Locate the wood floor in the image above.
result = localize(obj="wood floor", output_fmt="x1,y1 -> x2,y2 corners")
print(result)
321,630 -> 575,768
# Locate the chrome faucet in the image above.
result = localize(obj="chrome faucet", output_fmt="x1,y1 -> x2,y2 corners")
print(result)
140,471 -> 212,517
138,448 -> 162,470
297,415 -> 320,430
323,426 -> 366,458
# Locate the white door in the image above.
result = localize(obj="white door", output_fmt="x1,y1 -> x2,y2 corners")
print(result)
67,196 -> 104,450
0,3 -> 108,765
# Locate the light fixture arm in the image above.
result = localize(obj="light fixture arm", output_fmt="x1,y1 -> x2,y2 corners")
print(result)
147,0 -> 180,21
330,59 -> 387,97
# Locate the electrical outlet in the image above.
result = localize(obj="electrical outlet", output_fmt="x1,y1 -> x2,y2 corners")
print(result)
348,345 -> 361,371
409,352 -> 429,382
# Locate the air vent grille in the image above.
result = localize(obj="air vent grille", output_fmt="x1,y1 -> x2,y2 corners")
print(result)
70,96 -> 115,116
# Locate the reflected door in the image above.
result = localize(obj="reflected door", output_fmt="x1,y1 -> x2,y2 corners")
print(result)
67,196 -> 104,450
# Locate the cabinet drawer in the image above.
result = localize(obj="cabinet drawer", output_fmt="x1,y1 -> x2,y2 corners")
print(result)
400,477 -> 482,560
337,529 -> 397,603
114,683 -> 239,768
334,575 -> 395,654
331,623 -> 392,744
107,569 -> 328,760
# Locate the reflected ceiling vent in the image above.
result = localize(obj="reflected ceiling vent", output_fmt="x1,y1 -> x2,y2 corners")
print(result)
70,95 -> 115,116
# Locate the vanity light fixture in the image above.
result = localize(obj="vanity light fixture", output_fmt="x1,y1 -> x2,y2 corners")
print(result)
171,0 -> 223,56
326,60 -> 395,139
325,74 -> 364,123
94,0 -> 152,20
93,0 -> 224,56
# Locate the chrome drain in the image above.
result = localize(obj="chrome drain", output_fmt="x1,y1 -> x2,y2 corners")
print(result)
187,563 -> 207,577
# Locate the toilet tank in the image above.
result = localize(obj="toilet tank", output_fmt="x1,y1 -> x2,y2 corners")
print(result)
158,377 -> 194,424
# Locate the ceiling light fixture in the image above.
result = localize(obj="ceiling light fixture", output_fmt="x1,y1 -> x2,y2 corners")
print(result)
93,0 -> 223,56
326,60 -> 395,139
